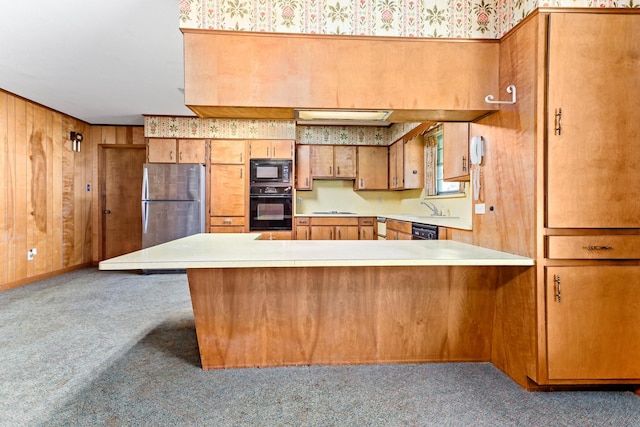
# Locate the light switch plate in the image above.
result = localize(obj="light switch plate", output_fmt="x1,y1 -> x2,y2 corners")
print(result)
475,203 -> 486,214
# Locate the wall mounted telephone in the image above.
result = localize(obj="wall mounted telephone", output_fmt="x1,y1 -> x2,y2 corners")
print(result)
470,136 -> 484,201
470,135 -> 484,165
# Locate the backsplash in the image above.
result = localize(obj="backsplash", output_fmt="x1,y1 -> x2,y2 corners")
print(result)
179,0 -> 636,39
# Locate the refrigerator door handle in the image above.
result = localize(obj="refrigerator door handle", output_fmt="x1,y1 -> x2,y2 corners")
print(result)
142,201 -> 149,234
142,166 -> 149,201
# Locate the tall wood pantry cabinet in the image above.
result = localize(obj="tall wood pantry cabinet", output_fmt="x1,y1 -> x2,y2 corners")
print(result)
209,140 -> 247,233
498,10 -> 640,388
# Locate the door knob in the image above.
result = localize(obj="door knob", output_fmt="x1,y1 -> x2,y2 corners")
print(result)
103,209 -> 111,214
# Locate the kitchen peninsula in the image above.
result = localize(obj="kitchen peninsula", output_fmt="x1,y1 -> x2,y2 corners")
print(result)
100,233 -> 533,370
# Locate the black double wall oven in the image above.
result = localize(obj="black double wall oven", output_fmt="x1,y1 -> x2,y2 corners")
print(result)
249,159 -> 293,231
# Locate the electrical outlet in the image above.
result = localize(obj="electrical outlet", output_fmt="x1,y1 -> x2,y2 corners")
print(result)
377,197 -> 383,204
27,248 -> 36,260
475,203 -> 486,215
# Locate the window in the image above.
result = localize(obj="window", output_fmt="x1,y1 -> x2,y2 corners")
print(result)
436,131 -> 463,194
424,124 -> 465,197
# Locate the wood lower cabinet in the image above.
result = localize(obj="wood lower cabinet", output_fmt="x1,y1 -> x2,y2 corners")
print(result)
295,217 -> 310,240
311,217 -> 359,240
258,231 -> 292,240
147,138 -> 206,163
359,217 -> 376,240
355,146 -> 388,190
546,266 -> 640,380
386,219 -> 412,240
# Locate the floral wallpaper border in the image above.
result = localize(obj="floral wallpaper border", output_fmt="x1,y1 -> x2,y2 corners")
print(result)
144,116 -> 419,145
178,0 -> 637,40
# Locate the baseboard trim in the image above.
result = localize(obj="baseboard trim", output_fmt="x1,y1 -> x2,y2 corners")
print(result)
0,263 -> 93,292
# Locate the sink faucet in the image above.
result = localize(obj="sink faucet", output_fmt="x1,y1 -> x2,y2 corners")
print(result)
421,201 -> 439,215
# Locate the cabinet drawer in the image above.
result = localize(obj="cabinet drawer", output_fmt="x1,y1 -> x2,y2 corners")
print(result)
359,217 -> 375,226
547,235 -> 640,259
210,216 -> 245,226
386,219 -> 412,234
296,217 -> 310,225
209,226 -> 244,233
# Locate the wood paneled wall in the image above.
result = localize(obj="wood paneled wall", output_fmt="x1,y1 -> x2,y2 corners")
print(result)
0,89 -> 143,291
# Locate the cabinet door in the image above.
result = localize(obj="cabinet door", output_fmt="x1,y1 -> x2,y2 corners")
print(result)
147,138 -> 177,163
442,123 -> 470,181
359,226 -> 375,240
546,266 -> 640,380
388,140 -> 404,189
210,164 -> 245,216
546,14 -> 640,228
310,225 -> 334,240
335,225 -> 359,240
296,225 -> 310,240
356,146 -> 388,190
178,139 -> 206,163
296,145 -> 312,190
249,140 -> 293,159
270,140 -> 293,159
211,140 -> 245,164
311,145 -> 334,178
403,135 -> 424,189
334,146 -> 356,178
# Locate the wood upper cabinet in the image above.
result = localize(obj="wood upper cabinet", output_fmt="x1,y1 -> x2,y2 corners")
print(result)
442,122 -> 470,182
389,135 -> 424,190
355,146 -> 388,190
147,138 -> 206,163
310,145 -> 334,178
211,140 -> 246,164
310,145 -> 356,179
388,140 -> 403,189
546,266 -> 640,380
249,140 -> 293,159
295,145 -> 312,190
546,13 -> 640,228
334,146 -> 356,178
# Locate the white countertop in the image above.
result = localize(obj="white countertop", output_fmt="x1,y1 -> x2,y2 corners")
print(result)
98,233 -> 534,270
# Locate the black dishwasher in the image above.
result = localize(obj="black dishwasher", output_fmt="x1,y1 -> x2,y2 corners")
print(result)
411,223 -> 438,240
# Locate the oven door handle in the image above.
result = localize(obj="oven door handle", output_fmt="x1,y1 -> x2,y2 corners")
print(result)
249,194 -> 292,198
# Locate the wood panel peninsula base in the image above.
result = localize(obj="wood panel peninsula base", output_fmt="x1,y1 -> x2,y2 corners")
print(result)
98,234 -> 534,374
188,265 -> 512,369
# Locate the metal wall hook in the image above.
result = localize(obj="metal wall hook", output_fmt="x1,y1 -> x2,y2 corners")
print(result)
484,84 -> 517,105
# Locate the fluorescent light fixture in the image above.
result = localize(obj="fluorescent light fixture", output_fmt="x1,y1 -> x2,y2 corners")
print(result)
296,110 -> 392,121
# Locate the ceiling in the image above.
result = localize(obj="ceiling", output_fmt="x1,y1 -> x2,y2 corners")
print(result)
0,0 -> 192,126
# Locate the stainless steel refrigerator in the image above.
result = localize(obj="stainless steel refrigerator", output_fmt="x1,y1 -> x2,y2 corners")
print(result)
141,163 -> 205,249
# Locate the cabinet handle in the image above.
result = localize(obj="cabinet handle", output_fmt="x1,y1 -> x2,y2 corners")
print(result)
266,147 -> 269,157
224,219 -> 231,224
330,230 -> 333,240
554,108 -> 562,136
305,177 -> 309,186
359,178 -> 363,188
554,275 -> 561,303
338,229 -> 341,239
337,166 -> 340,176
170,150 -> 173,160
240,153 -> 243,162
329,166 -> 333,175
462,156 -> 467,172
583,245 -> 614,251
305,230 -> 308,239
179,152 -> 183,161
240,168 -> 243,178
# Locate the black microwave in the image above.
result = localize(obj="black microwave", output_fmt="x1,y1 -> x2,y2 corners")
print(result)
250,159 -> 292,185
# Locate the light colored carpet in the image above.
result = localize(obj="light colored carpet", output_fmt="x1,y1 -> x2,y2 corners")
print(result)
0,268 -> 638,426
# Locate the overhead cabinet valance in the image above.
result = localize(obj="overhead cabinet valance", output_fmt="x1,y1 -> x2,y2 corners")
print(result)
182,30 -> 499,123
